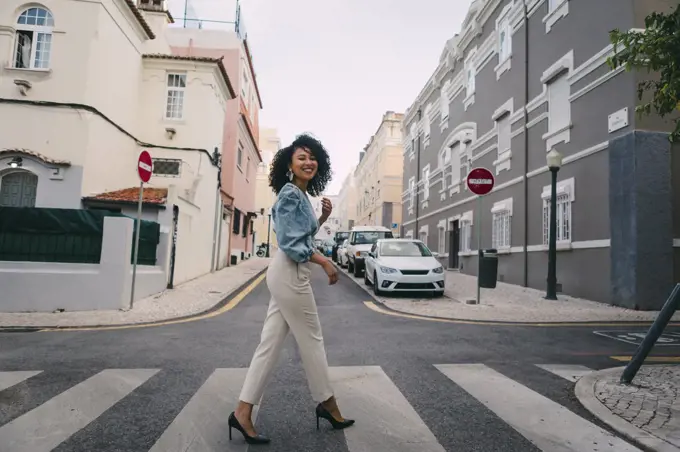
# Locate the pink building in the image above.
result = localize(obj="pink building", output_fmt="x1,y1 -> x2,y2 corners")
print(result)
167,28 -> 263,265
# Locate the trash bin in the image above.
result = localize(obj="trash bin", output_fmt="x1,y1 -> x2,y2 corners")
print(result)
478,248 -> 498,289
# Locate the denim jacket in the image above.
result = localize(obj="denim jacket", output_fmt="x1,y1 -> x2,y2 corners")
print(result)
272,183 -> 318,263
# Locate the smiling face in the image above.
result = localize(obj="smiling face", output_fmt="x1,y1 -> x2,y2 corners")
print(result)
290,147 -> 318,182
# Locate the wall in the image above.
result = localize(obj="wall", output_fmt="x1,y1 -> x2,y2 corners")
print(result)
0,216 -> 166,312
253,128 -> 280,250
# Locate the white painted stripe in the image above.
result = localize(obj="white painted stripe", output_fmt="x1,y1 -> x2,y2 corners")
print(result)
0,368 -> 159,452
535,364 -> 593,382
436,364 -> 641,452
149,368 -> 255,452
0,371 -> 42,392
329,366 -> 445,452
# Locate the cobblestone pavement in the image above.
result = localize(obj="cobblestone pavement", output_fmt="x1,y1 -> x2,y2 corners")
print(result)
594,366 -> 680,448
0,255 -> 272,327
337,264 -> 679,322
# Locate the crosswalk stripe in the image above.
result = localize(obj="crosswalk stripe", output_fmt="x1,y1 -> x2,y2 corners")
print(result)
0,371 -> 41,392
149,368 -> 257,452
535,364 -> 593,382
435,364 -> 642,452
329,366 -> 446,452
0,368 -> 159,452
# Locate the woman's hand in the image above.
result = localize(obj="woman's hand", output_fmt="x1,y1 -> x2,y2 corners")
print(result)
319,197 -> 333,225
322,260 -> 338,285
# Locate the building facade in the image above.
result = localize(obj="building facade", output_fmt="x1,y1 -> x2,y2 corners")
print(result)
355,111 -> 404,236
253,127 -> 280,251
401,0 -> 680,309
0,0 -> 235,305
167,27 -> 263,265
335,172 -> 357,232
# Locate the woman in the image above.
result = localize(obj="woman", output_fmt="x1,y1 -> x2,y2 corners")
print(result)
228,134 -> 355,445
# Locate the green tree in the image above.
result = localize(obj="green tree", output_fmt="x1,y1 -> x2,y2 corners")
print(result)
607,4 -> 680,141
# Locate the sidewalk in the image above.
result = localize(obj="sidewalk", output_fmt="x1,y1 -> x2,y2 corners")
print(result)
576,365 -> 680,452
0,256 -> 271,328
342,267 -> 679,323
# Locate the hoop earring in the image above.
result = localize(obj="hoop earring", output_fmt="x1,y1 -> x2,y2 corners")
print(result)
287,170 -> 294,181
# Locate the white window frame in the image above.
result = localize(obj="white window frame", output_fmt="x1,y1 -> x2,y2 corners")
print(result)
460,210 -> 473,253
541,177 -> 575,246
495,4 -> 512,80
422,165 -> 430,202
440,80 -> 450,129
492,98 -> 513,174
544,0 -> 569,33
423,104 -> 432,147
408,176 -> 416,211
491,198 -> 513,250
541,51 -> 573,151
165,73 -> 187,120
437,220 -> 447,255
13,7 -> 54,70
464,49 -> 477,110
419,225 -> 429,249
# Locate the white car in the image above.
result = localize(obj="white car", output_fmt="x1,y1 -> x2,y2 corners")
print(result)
346,226 -> 394,277
337,239 -> 349,267
364,239 -> 445,297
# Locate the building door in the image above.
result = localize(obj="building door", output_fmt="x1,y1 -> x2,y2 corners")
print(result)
448,220 -> 460,269
0,172 -> 37,207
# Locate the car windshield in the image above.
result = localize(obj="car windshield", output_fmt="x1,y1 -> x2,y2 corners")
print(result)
353,231 -> 393,245
380,241 -> 432,257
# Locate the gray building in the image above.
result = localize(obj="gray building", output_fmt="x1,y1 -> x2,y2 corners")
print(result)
400,0 -> 679,309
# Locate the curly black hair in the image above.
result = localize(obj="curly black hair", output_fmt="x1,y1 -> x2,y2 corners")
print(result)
269,133 -> 332,197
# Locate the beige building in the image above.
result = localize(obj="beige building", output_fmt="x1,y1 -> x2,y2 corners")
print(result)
335,172 -> 357,232
354,111 -> 404,235
253,128 -> 281,252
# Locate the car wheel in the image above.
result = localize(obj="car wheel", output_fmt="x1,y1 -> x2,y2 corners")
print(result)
348,260 -> 354,273
373,272 -> 382,296
353,263 -> 361,278
364,269 -> 371,286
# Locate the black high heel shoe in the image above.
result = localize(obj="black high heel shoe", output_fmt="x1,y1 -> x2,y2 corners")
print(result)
315,403 -> 355,430
228,412 -> 271,445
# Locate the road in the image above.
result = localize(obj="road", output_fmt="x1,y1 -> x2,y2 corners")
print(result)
0,264 -> 670,451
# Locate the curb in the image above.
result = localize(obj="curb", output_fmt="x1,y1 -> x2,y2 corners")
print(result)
575,367 -> 680,452
0,266 -> 269,333
333,262 -> 670,327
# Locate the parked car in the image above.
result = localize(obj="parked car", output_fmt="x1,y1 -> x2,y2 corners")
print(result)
332,231 -> 349,262
364,239 -> 444,297
337,239 -> 349,267
346,226 -> 394,277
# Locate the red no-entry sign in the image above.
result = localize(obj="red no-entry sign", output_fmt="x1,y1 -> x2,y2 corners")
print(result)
466,167 -> 495,196
137,150 -> 153,183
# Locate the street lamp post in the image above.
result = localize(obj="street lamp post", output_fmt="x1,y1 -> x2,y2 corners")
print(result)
545,149 -> 563,300
266,211 -> 272,258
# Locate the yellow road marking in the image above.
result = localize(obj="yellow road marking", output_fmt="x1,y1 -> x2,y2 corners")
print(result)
610,356 -> 680,363
363,301 -> 680,328
38,273 -> 267,333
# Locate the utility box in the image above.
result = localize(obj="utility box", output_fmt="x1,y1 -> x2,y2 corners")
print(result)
478,249 -> 498,289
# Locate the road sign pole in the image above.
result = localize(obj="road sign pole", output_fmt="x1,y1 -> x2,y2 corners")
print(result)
130,181 -> 144,309
476,195 -> 482,305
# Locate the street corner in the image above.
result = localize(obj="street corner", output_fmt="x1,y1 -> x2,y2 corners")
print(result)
0,266 -> 268,333
576,365 -> 680,452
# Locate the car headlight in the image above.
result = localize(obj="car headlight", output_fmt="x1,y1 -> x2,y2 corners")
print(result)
432,266 -> 444,274
380,266 -> 398,274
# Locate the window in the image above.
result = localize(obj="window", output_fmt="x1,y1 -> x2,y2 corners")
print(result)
545,0 -> 569,32
491,198 -> 513,250
499,25 -> 511,62
547,72 -> 570,135
152,158 -> 181,177
495,108 -> 512,174
241,61 -> 249,98
237,142 -> 244,168
423,104 -> 432,147
461,156 -> 470,190
440,80 -> 450,123
419,231 -> 428,248
14,7 -> 54,70
165,73 -> 186,119
438,226 -> 446,254
0,171 -> 38,207
408,177 -> 416,209
548,0 -> 561,12
422,166 -> 430,201
541,177 -> 575,245
233,209 -> 241,234
466,67 -> 476,94
246,156 -> 251,181
460,218 -> 472,252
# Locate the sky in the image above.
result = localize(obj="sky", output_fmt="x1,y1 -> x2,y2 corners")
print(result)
168,0 -> 473,195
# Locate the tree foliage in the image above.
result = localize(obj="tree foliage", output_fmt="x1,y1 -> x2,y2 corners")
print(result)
607,4 -> 680,142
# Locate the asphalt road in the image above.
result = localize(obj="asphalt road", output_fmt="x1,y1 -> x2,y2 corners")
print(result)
0,264 -> 669,451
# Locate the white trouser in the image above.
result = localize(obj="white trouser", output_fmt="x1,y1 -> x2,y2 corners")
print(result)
239,252 -> 334,404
